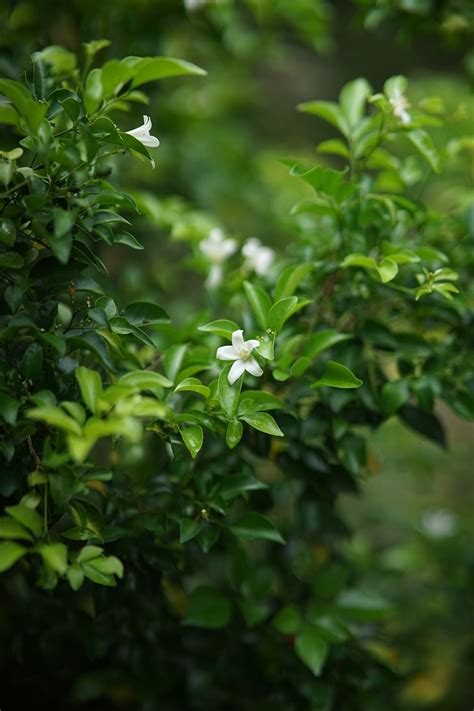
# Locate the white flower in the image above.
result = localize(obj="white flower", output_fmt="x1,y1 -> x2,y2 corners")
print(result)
126,115 -> 160,148
389,89 -> 411,125
216,329 -> 263,384
421,509 -> 458,539
184,0 -> 206,9
242,237 -> 274,276
200,228 -> 237,288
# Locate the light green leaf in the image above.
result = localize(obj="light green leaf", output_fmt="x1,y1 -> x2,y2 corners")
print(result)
219,365 -> 242,417
174,377 -> 210,398
339,78 -> 372,128
406,129 -> 441,173
274,263 -> 313,300
76,366 -> 103,414
297,100 -> 349,136
180,425 -> 204,458
119,371 -> 173,389
377,257 -> 399,283
0,516 -> 34,542
0,541 -> 28,572
243,281 -> 271,330
268,297 -> 298,334
38,543 -> 68,575
303,330 -> 352,359
27,406 -> 82,435
198,319 -> 240,340
4,504 -> 43,537
225,419 -> 243,449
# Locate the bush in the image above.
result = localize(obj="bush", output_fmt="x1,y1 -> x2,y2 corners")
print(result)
0,20 -> 472,711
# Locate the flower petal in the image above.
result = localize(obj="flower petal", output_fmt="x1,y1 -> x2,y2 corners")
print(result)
139,135 -> 160,148
245,357 -> 263,378
207,264 -> 223,289
216,345 -> 238,361
228,359 -> 246,384
244,339 -> 260,351
232,330 -> 245,350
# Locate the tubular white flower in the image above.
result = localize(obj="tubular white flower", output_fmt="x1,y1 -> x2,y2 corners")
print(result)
389,89 -> 411,125
126,115 -> 160,148
242,237 -> 274,276
200,228 -> 237,263
200,228 -> 237,287
216,329 -> 263,384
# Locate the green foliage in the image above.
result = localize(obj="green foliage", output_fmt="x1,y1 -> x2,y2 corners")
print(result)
0,4 -> 472,708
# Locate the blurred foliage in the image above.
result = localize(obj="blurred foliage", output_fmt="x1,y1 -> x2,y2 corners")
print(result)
0,1 -> 473,710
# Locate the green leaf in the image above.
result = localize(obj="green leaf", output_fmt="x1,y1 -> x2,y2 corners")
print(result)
87,555 -> 123,578
238,390 -> 283,415
297,100 -> 349,136
303,330 -> 351,359
406,129 -> 441,173
225,419 -> 243,449
179,518 -> 201,544
240,412 -> 283,437
0,541 -> 28,572
84,68 -> 103,114
53,207 -> 76,240
126,56 -> 207,88
119,371 -> 173,389
122,301 -> 170,325
243,281 -> 271,330
312,361 -> 363,389
82,564 -> 116,586
19,342 -> 42,380
38,543 -> 68,575
0,78 -> 48,133
0,516 -> 34,542
0,252 -> 24,269
77,545 -> 103,563
0,393 -> 20,426
268,297 -> 298,333
274,263 -> 313,300
377,257 -> 398,283
5,504 -> 43,537
180,425 -> 204,458
0,218 -> 17,246
384,75 -> 407,99
340,253 -> 377,271
174,377 -> 210,398
381,380 -> 410,416
76,366 -> 103,414
183,586 -> 232,629
336,589 -> 393,621
216,473 -> 267,501
339,78 -> 372,128
295,627 -> 329,676
198,319 -> 240,340
219,365 -> 242,417
67,566 -> 84,591
230,513 -> 285,544
164,344 -> 188,384
273,604 -> 303,634
27,405 -> 82,435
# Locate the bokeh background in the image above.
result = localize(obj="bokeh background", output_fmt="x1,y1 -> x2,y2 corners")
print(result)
1,0 -> 473,707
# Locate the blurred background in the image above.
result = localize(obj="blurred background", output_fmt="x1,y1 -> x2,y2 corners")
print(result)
1,1 -> 473,707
